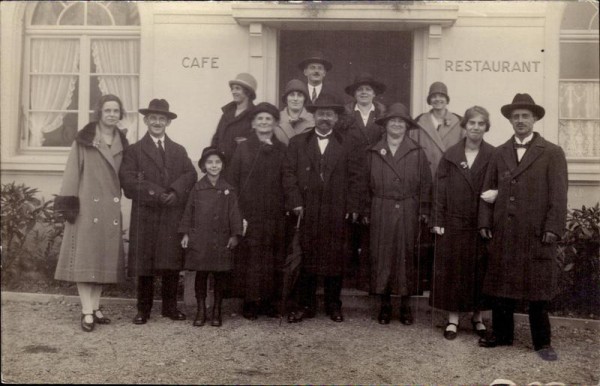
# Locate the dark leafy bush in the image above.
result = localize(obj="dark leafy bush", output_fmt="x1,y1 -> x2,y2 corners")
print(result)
554,203 -> 600,318
1,182 -> 64,283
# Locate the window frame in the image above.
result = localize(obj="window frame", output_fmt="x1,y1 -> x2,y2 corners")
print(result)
21,2 -> 140,153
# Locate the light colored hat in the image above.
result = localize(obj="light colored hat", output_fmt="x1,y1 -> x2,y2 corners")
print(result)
229,73 -> 257,100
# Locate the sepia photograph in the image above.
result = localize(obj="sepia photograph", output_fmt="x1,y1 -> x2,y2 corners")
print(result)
1,1 -> 599,384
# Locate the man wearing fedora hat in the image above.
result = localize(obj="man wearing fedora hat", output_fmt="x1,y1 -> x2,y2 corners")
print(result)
211,73 -> 257,166
478,93 -> 568,361
298,52 -> 336,106
120,99 -> 197,325
282,94 -> 365,323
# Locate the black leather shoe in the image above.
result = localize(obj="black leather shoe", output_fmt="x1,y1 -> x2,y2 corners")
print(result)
81,314 -> 95,332
243,301 -> 259,320
287,307 -> 315,323
444,322 -> 458,340
399,306 -> 413,325
329,308 -> 344,322
133,312 -> 149,325
478,333 -> 513,348
93,309 -> 111,325
535,345 -> 558,361
378,305 -> 392,325
162,309 -> 186,321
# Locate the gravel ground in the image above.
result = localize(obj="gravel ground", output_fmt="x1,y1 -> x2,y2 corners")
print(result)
1,299 -> 599,384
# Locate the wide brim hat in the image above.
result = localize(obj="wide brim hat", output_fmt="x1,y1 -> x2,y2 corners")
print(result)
427,81 -> 450,105
251,102 -> 280,121
198,146 -> 226,170
281,79 -> 310,104
298,52 -> 333,72
139,98 -> 177,120
305,93 -> 345,114
375,102 -> 420,129
229,73 -> 257,100
501,93 -> 545,120
345,73 -> 386,96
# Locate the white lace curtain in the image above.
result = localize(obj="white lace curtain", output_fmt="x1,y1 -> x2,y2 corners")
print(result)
29,39 -> 79,147
558,82 -> 600,158
91,39 -> 140,139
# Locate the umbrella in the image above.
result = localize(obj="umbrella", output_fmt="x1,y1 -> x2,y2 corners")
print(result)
279,211 -> 303,325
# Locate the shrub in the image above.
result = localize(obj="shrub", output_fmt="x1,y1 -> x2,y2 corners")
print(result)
554,203 -> 600,317
1,182 -> 64,283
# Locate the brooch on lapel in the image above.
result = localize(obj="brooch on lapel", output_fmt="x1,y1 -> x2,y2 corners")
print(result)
380,149 -> 387,156
443,119 -> 450,127
460,161 -> 468,169
224,189 -> 230,196
92,139 -> 101,148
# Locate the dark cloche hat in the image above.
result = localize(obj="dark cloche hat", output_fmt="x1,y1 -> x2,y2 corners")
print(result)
305,93 -> 345,114
250,102 -> 280,121
427,81 -> 450,105
298,51 -> 333,72
281,79 -> 310,104
375,102 -> 420,130
501,93 -> 545,120
139,99 -> 177,120
198,146 -> 226,170
345,73 -> 386,96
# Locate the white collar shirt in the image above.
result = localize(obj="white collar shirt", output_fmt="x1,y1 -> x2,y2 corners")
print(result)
308,84 -> 323,102
354,104 -> 375,126
515,132 -> 534,162
315,130 -> 331,154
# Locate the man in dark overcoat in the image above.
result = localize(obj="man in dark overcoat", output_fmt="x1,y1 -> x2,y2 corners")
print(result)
120,99 -> 197,324
478,93 -> 568,361
282,94 -> 365,323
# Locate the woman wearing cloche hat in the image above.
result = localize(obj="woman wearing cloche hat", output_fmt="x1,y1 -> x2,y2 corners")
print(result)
366,103 -> 432,326
273,79 -> 315,146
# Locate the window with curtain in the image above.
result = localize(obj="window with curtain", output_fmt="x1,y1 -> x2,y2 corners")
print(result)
558,1 -> 599,160
23,2 -> 140,148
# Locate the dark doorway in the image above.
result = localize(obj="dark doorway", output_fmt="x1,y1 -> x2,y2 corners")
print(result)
279,30 -> 413,109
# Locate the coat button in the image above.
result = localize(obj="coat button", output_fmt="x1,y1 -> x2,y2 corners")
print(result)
395,203 -> 400,209
93,197 -> 100,202
93,218 -> 99,223
511,179 -> 517,184
149,190 -> 155,196
114,197 -> 120,203
113,219 -> 119,225
509,196 -> 515,202
306,166 -> 311,171
214,216 -> 219,220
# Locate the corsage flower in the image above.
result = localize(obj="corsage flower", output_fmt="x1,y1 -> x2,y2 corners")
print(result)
460,161 -> 468,169
380,148 -> 387,156
224,189 -> 230,196
92,139 -> 101,148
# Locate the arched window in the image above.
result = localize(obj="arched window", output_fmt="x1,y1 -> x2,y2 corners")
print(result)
23,2 -> 140,148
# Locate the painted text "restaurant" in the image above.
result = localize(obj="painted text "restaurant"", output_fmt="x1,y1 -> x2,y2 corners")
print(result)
445,60 -> 541,73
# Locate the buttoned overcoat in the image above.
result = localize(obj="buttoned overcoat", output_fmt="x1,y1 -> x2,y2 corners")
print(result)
430,139 -> 495,311
178,176 -> 243,271
478,133 -> 568,301
120,132 -> 197,276
54,122 -> 128,283
211,101 -> 255,165
343,101 -> 386,149
282,128 -> 365,276
366,137 -> 432,295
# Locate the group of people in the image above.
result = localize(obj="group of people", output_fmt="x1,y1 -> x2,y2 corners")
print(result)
54,52 -> 568,362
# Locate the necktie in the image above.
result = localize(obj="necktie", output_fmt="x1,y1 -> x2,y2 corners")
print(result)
312,87 -> 317,103
157,139 -> 166,163
513,142 -> 530,150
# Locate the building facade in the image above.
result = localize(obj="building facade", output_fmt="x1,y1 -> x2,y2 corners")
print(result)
1,1 -> 598,225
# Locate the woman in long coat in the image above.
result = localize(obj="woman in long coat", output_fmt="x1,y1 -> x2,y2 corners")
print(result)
273,79 -> 314,146
430,106 -> 495,340
366,103 -> 432,325
54,94 -> 128,332
229,102 -> 287,319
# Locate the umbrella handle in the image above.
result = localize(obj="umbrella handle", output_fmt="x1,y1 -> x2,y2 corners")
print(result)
296,210 -> 303,230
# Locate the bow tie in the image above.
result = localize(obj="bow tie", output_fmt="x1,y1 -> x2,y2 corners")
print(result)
316,134 -> 331,140
513,142 -> 530,150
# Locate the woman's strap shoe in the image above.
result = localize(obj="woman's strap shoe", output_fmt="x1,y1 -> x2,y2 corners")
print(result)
444,322 -> 458,340
93,309 -> 111,324
471,319 -> 487,337
81,314 -> 95,332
